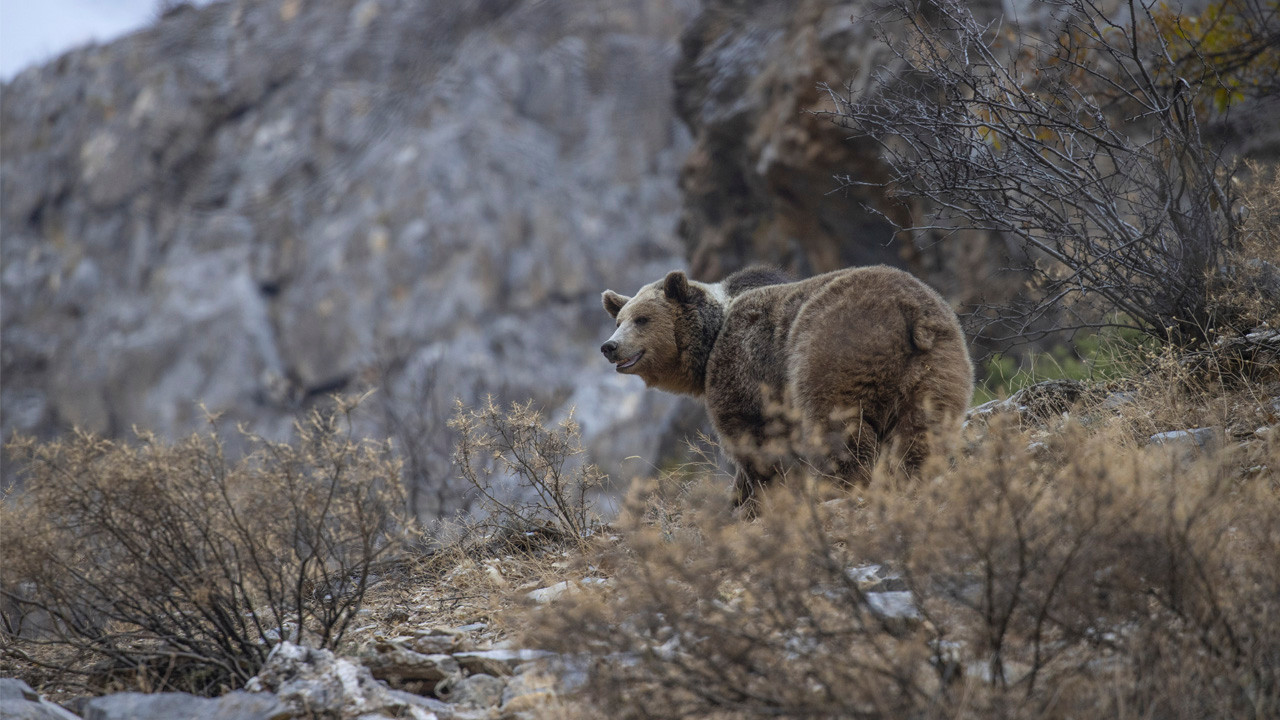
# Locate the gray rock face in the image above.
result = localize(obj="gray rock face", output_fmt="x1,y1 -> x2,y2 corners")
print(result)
671,0 -> 1012,311
674,0 -> 904,280
1,0 -> 697,506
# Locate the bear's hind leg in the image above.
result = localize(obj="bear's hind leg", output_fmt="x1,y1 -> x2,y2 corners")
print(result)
828,413 -> 882,487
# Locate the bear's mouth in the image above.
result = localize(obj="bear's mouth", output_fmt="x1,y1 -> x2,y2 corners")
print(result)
615,351 -> 644,371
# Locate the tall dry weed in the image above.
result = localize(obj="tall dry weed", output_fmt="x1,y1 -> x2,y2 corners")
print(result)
450,397 -> 603,545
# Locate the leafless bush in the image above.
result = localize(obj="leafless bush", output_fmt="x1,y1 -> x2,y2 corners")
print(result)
0,396 -> 407,694
450,398 -> 603,544
825,0 -> 1276,345
529,415 -> 1280,719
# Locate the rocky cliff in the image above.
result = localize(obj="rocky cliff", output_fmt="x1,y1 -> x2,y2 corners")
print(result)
1,0 -> 701,505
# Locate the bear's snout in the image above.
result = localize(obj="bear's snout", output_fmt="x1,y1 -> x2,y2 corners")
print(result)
600,340 -> 619,358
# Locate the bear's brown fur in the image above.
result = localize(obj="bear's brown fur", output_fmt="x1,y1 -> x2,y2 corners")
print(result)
601,265 -> 973,512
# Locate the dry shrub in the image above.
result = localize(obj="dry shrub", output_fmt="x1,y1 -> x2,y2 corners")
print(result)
825,0 -> 1264,345
528,417 -> 1280,719
450,397 -> 603,544
0,396 -> 407,694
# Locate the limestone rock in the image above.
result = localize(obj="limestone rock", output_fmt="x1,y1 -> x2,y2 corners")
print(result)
1149,428 -> 1220,450
967,379 -> 1101,427
247,642 -> 436,720
435,673 -> 505,708
408,633 -> 465,656
362,646 -> 462,684
451,649 -> 554,677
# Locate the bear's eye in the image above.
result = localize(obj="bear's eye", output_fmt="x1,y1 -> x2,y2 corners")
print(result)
634,316 -> 649,326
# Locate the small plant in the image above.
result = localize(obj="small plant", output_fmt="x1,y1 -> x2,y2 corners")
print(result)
0,396 -> 407,694
449,397 -> 603,544
973,324 -> 1154,403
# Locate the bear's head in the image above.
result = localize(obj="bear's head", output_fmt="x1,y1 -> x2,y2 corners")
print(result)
600,270 -> 724,396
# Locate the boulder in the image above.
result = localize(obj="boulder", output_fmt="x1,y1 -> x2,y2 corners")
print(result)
247,642 -> 436,720
1149,428 -> 1220,451
362,646 -> 462,684
434,673 -> 505,708
451,649 -> 554,677
0,678 -> 81,720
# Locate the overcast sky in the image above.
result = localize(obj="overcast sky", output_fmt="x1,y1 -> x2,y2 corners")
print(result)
0,0 -> 159,80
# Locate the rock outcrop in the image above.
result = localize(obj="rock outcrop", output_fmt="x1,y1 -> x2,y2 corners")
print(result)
671,0 -> 1011,308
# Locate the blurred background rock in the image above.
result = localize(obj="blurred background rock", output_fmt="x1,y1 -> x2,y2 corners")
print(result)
2,0 -> 700,518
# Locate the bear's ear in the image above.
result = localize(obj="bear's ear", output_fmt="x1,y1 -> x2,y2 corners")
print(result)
663,270 -> 695,304
602,290 -> 630,318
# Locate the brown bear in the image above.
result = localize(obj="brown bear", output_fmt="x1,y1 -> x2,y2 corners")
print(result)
601,265 -> 973,512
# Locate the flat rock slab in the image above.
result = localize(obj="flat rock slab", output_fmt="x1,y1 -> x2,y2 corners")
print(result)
364,648 -> 462,682
1149,427 -> 1218,449
452,650 -> 554,677
82,691 -> 286,720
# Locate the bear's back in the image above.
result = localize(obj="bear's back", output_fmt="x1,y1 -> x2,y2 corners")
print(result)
721,266 -> 793,298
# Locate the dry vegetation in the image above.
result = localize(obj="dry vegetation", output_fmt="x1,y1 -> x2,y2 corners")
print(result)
3,179 -> 1277,713
8,342 -> 1275,718
517,363 -> 1280,719
0,396 -> 408,695
1,313 -> 1276,720
450,397 -> 604,544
